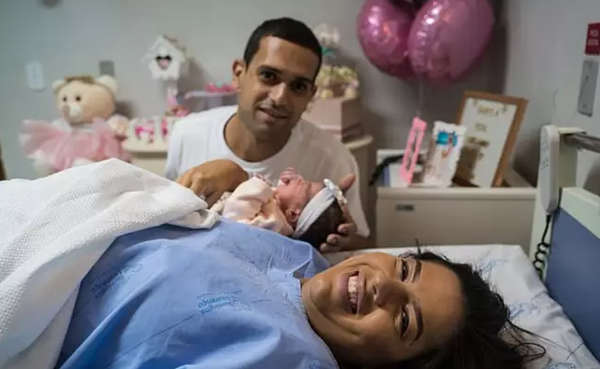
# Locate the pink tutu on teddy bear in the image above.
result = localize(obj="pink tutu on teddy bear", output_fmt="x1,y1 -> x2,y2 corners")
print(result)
21,119 -> 130,173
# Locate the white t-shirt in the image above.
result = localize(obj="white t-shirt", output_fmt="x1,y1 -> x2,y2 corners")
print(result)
165,105 -> 370,237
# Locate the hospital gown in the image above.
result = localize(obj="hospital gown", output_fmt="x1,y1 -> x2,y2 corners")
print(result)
56,219 -> 339,369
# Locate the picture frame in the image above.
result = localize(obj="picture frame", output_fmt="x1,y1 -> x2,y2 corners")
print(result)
454,90 -> 528,187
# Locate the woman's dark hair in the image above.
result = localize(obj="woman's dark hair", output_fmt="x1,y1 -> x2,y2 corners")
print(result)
243,17 -> 322,80
397,251 -> 545,369
298,201 -> 344,248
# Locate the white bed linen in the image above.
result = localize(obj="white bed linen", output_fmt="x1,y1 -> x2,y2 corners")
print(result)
0,159 -> 217,369
326,245 -> 599,369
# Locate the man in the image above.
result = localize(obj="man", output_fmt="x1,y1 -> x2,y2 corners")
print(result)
165,18 -> 369,251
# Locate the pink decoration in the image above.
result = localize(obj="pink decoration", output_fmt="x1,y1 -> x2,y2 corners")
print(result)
399,117 -> 427,186
134,123 -> 155,142
357,0 -> 415,79
205,83 -> 235,93
161,117 -> 170,137
206,83 -> 218,93
21,120 -> 130,172
408,0 -> 494,84
132,117 -> 172,143
166,87 -> 190,117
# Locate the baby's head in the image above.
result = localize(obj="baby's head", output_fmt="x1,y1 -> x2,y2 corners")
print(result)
274,168 -> 324,225
274,168 -> 345,248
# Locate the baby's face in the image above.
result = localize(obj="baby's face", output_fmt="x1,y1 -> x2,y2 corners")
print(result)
275,168 -> 322,224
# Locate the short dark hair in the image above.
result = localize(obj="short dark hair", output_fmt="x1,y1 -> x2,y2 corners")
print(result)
299,201 -> 344,248
243,17 -> 322,79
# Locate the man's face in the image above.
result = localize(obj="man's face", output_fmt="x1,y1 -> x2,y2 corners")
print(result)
302,253 -> 464,367
232,36 -> 319,140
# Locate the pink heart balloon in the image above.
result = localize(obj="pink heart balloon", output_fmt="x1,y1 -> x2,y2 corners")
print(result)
408,0 -> 494,84
357,0 -> 415,79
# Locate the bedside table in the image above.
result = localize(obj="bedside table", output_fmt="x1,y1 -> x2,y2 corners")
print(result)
376,169 -> 535,253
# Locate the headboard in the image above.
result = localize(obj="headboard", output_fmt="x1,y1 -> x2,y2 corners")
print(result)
545,187 -> 600,360
530,126 -> 600,360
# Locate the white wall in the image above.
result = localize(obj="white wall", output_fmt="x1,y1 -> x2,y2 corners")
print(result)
502,0 -> 600,195
0,0 -> 503,179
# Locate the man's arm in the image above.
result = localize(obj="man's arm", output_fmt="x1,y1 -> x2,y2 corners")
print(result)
164,122 -> 183,180
176,159 -> 249,206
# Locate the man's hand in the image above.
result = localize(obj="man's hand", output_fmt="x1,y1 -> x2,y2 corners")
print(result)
176,159 -> 248,206
319,174 -> 361,253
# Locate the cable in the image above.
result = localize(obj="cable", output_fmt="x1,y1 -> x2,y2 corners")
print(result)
533,214 -> 552,278
368,154 -> 402,186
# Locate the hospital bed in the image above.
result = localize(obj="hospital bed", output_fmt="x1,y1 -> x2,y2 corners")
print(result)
327,126 -> 600,368
1,127 -> 598,369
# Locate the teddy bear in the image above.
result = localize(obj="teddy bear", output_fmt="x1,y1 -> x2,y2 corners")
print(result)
21,75 -> 130,175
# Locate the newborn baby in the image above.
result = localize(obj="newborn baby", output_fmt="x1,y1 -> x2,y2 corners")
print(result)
211,168 -> 345,248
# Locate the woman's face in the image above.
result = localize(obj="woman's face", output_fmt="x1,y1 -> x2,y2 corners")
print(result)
301,253 -> 464,366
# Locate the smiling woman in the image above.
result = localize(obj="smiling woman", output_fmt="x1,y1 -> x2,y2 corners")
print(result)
302,253 -> 461,364
52,217 -> 542,369
302,251 -> 545,369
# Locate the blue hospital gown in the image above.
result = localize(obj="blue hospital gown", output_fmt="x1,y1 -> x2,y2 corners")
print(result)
57,220 -> 339,369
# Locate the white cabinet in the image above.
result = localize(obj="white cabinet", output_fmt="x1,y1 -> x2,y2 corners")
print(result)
376,180 -> 535,253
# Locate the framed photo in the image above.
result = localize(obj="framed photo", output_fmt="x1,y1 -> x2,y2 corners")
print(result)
454,91 -> 528,187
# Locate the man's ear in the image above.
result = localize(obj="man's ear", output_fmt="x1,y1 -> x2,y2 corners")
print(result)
232,59 -> 246,90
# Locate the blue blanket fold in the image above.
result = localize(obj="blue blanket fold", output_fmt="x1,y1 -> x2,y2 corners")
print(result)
57,220 -> 338,369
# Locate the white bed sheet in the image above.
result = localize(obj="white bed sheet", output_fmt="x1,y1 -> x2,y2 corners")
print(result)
0,159 -> 217,369
325,245 -> 599,369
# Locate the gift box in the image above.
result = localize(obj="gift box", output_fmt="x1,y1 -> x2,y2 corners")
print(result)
302,96 -> 363,141
317,123 -> 364,142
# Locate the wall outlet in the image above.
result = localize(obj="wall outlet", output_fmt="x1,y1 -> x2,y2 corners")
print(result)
578,59 -> 598,117
99,60 -> 115,77
25,61 -> 45,91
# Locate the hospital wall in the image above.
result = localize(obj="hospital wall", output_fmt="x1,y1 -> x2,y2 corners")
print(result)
502,0 -> 600,194
0,0 -> 503,179
0,0 -> 597,196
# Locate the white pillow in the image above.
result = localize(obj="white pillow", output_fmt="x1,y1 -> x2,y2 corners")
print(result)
325,245 -> 599,369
